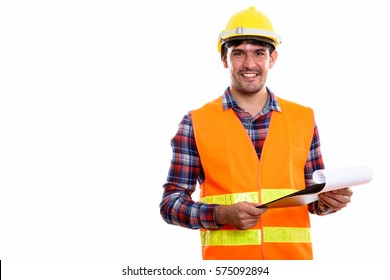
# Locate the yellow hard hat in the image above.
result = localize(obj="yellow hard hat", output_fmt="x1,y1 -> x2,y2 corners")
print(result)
218,6 -> 282,52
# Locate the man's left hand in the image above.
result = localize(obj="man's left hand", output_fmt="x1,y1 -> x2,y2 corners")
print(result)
318,188 -> 353,211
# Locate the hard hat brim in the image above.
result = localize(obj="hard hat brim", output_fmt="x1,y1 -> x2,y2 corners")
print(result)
223,35 -> 277,47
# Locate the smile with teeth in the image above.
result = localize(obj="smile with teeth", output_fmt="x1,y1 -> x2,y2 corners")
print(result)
242,73 -> 257,78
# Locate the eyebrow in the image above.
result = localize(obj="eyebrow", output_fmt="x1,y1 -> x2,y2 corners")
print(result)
232,47 -> 267,52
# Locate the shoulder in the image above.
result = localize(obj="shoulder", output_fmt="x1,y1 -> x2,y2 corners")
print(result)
191,97 -> 223,120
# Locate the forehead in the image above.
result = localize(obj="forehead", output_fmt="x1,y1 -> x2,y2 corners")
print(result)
229,42 -> 268,51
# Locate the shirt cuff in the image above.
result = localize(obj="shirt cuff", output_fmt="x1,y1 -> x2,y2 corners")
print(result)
199,203 -> 221,229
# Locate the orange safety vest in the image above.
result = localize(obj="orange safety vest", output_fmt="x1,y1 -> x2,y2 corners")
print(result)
191,96 -> 315,260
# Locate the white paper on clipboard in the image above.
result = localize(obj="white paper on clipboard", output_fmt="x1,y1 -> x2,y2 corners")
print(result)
258,165 -> 373,208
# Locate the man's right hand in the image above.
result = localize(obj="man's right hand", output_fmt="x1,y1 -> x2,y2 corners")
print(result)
214,202 -> 267,230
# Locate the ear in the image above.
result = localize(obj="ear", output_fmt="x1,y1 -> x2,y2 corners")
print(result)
269,49 -> 278,69
221,53 -> 228,68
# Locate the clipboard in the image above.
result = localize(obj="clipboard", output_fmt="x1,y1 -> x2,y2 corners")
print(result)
256,165 -> 373,209
257,183 -> 325,208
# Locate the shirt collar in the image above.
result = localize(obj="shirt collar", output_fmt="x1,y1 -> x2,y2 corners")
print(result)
222,87 -> 282,113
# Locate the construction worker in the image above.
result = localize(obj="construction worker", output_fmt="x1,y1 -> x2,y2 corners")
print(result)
159,6 -> 353,260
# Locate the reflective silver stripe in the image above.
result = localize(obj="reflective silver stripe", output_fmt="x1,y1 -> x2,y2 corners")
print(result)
264,227 -> 311,243
201,229 -> 261,246
200,192 -> 259,205
199,189 -> 297,205
261,189 -> 296,204
201,227 -> 311,246
219,27 -> 282,43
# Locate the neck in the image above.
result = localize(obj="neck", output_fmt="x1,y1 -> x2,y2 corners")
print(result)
230,88 -> 268,116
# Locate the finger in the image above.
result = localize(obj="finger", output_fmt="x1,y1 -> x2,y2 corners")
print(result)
319,194 -> 351,210
250,208 -> 267,216
245,201 -> 262,208
320,188 -> 352,200
242,203 -> 267,216
237,216 -> 262,230
331,188 -> 353,196
324,195 -> 350,206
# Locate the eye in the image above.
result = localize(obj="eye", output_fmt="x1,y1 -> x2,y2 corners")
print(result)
232,50 -> 244,57
254,50 -> 266,57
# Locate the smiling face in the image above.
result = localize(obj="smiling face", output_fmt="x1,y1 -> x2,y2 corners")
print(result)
222,40 -> 277,96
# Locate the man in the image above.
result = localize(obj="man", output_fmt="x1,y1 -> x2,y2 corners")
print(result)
159,6 -> 353,260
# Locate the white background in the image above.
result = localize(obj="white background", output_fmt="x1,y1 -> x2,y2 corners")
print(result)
1,0 -> 389,278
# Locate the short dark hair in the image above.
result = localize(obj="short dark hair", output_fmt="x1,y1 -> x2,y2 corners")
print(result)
221,38 -> 275,57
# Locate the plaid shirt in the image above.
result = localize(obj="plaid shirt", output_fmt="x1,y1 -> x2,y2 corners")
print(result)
160,87 -> 331,230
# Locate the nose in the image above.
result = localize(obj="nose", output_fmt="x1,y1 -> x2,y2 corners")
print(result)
243,53 -> 256,69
